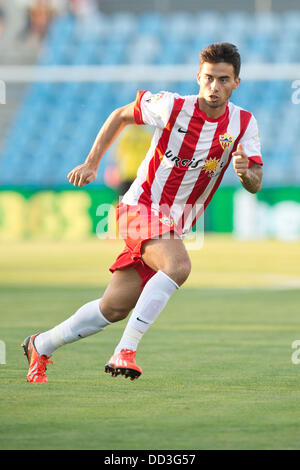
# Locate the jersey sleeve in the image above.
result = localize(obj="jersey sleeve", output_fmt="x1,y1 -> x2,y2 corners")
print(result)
239,115 -> 263,168
134,90 -> 175,129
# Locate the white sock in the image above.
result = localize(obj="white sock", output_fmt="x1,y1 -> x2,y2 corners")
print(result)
114,270 -> 178,354
35,298 -> 110,356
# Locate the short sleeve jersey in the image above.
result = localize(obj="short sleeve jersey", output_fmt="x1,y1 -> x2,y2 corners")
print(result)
121,90 -> 263,234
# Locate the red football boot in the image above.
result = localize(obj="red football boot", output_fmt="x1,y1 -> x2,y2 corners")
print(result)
21,334 -> 53,383
105,349 -> 142,381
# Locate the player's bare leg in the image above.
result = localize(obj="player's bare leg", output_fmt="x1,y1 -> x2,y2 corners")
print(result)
100,267 -> 142,323
141,231 -> 191,287
109,232 -> 191,380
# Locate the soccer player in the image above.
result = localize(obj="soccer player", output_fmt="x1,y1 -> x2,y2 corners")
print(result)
22,43 -> 263,383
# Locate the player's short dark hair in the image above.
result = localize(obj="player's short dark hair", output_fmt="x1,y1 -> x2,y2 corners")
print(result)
200,43 -> 241,78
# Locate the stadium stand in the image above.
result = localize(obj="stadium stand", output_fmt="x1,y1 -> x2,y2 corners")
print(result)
0,10 -> 300,186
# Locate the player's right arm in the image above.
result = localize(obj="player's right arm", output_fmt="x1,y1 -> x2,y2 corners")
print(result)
68,102 -> 135,187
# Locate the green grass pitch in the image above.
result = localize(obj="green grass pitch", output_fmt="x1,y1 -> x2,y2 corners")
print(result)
1,236 -> 300,450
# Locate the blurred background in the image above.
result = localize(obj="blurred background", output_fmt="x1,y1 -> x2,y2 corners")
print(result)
0,0 -> 300,242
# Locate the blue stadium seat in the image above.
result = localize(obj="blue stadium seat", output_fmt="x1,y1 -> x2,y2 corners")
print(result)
193,11 -> 222,38
223,11 -> 252,34
110,13 -> 137,39
0,11 -> 297,186
163,12 -> 194,40
127,34 -> 161,65
253,12 -> 281,35
282,11 -> 300,32
138,12 -> 164,36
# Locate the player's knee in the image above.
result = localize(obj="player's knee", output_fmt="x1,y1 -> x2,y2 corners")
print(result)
176,258 -> 192,285
100,299 -> 130,323
164,257 -> 191,286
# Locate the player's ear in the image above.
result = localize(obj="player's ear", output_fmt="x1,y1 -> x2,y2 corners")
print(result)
196,71 -> 201,85
233,77 -> 241,90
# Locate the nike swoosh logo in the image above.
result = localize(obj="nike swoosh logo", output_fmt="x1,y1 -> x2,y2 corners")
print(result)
178,128 -> 190,133
136,317 -> 149,324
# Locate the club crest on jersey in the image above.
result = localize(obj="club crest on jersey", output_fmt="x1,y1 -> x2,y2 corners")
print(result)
159,215 -> 174,227
219,133 -> 234,150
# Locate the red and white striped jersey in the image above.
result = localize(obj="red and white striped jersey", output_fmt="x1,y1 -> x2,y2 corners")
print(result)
121,90 -> 263,235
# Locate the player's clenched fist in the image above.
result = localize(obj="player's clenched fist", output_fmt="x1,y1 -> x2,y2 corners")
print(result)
232,143 -> 249,178
67,163 -> 97,187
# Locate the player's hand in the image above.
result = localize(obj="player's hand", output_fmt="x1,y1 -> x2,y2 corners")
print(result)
67,163 -> 97,187
232,143 -> 249,178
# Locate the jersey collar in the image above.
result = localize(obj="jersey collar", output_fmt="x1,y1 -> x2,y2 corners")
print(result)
196,99 -> 229,123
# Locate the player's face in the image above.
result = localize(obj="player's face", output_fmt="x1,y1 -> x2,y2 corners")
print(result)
197,62 -> 240,109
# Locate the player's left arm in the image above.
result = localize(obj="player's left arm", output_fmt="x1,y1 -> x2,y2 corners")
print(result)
232,143 -> 263,194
